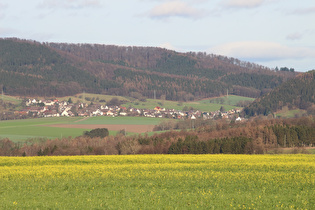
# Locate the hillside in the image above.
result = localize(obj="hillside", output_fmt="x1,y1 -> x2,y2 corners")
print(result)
0,38 -> 296,100
243,70 -> 315,116
0,38 -> 119,97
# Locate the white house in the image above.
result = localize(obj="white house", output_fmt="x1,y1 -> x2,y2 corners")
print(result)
119,112 -> 127,116
236,117 -> 242,122
92,109 -> 103,116
44,100 -> 55,106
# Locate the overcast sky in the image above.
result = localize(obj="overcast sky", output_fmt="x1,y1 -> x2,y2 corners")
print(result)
1,0 -> 314,72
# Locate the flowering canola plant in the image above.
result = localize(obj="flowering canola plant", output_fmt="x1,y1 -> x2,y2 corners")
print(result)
0,154 -> 314,209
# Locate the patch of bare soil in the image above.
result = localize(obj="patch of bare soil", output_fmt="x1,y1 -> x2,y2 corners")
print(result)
44,124 -> 155,133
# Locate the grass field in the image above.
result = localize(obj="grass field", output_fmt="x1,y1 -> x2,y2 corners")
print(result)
275,109 -> 307,118
74,116 -> 164,125
57,93 -> 130,104
0,154 -> 313,209
0,116 -> 167,142
0,94 -> 22,104
0,117 -> 86,142
199,95 -> 255,106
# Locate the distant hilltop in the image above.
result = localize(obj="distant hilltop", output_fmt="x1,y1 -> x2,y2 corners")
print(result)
0,38 -> 297,101
243,70 -> 315,116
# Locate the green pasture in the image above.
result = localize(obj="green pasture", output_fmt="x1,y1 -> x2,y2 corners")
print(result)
0,116 -> 166,142
122,97 -> 244,112
75,116 -> 165,125
275,109 -> 307,118
0,117 -> 80,127
57,93 -> 130,104
199,95 -> 255,106
0,94 -> 22,104
0,117 -> 85,142
0,127 -> 88,141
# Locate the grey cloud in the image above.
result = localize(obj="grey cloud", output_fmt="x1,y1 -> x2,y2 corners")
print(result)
38,0 -> 101,10
209,41 -> 315,62
222,0 -> 265,9
286,33 -> 303,41
149,1 -> 206,19
0,3 -> 8,19
292,7 -> 315,15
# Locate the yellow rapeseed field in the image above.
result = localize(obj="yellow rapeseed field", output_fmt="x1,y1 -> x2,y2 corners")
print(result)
0,154 -> 314,209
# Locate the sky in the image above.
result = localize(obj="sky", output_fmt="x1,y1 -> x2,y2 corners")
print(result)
0,0 -> 314,72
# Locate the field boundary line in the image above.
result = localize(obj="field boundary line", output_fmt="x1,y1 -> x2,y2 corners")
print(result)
74,116 -> 90,123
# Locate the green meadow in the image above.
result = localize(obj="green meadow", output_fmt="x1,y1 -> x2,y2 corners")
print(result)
0,94 -> 22,104
58,93 -> 129,104
0,117 -> 85,142
200,95 -> 255,106
74,116 -> 165,125
0,116 -> 166,142
122,96 -> 249,112
275,109 -> 307,118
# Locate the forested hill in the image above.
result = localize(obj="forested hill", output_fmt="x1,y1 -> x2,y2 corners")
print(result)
0,38 -> 296,99
243,70 -> 315,116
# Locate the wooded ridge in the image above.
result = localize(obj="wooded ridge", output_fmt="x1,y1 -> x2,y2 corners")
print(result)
243,70 -> 315,116
0,38 -> 297,100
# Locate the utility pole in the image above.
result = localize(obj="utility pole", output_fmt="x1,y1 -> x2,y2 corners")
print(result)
154,90 -> 156,100
83,91 -> 86,104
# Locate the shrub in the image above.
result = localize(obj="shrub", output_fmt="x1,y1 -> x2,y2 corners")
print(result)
84,128 -> 109,138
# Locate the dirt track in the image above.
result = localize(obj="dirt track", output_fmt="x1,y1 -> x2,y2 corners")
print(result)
44,124 -> 155,133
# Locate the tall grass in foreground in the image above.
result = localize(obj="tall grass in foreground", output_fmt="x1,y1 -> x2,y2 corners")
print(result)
0,155 -> 314,209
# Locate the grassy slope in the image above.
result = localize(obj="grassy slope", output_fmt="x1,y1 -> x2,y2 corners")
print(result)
57,93 -> 130,104
0,95 -> 22,104
57,93 -> 251,112
6,93 -> 251,112
199,95 -> 255,106
275,109 -> 307,118
122,95 -> 251,112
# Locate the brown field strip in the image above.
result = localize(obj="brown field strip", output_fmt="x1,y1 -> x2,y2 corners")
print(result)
42,124 -> 155,133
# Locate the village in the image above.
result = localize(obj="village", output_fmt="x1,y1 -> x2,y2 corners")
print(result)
17,98 -> 243,122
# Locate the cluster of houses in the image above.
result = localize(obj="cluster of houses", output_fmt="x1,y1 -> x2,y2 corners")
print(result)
17,98 -> 243,121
